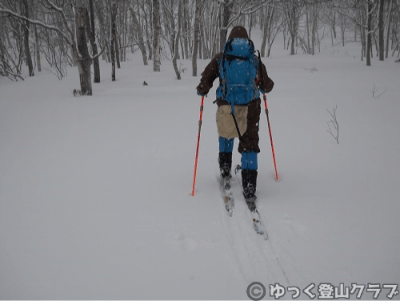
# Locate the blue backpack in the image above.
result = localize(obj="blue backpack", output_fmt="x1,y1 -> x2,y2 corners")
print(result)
216,38 -> 260,113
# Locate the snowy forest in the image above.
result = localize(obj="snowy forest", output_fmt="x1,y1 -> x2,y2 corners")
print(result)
1,0 -> 399,88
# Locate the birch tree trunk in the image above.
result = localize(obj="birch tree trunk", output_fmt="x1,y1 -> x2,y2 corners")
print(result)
332,9 -> 337,40
22,0 -> 34,76
366,0 -> 372,66
76,0 -> 92,95
183,0 -> 189,59
378,0 -> 384,61
153,0 -> 161,72
311,3 -> 318,55
129,6 -> 148,65
284,0 -> 300,56
34,24 -> 41,72
119,0 -> 126,62
32,0 -> 41,72
261,5 -> 274,57
172,0 -> 183,80
385,0 -> 393,58
111,0 -> 117,80
88,0 -> 100,82
200,18 -> 209,59
220,0 -> 232,52
95,1 -> 108,61
114,2 -> 121,69
142,1 -> 153,61
306,7 -> 310,53
192,0 -> 201,76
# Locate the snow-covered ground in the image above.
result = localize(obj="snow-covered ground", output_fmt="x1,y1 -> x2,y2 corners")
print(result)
1,31 -> 399,300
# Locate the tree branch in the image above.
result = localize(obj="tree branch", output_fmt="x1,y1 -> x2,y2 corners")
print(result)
0,5 -> 72,44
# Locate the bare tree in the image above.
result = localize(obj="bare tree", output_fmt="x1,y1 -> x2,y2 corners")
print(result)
201,0 -> 220,59
261,4 -> 274,57
220,0 -> 233,52
111,0 -> 117,81
94,0 -> 110,62
385,0 -> 393,59
333,0 -> 378,66
327,105 -> 339,144
339,7 -> 348,47
129,4 -> 148,65
0,22 -> 24,81
192,0 -> 201,76
378,0 -> 384,61
0,0 -> 104,94
75,0 -> 92,94
114,1 -> 121,69
366,0 -> 373,66
2,0 -> 400,85
261,2 -> 283,57
142,0 -> 153,61
0,3 -> 24,79
182,0 -> 190,60
32,0 -> 41,72
172,0 -> 183,79
310,2 -> 319,55
153,0 -> 161,72
21,0 -> 34,76
87,0 -> 100,82
325,6 -> 337,45
282,0 -> 304,55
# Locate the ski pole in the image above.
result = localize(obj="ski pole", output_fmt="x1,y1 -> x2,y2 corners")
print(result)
263,93 -> 279,181
191,96 -> 204,196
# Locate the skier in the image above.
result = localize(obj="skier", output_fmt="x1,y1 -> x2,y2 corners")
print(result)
196,26 -> 274,211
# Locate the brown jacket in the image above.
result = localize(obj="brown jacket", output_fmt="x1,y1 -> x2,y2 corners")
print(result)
197,26 -> 274,99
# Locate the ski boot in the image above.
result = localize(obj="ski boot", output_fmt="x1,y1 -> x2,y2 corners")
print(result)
219,152 -> 232,190
242,169 -> 258,212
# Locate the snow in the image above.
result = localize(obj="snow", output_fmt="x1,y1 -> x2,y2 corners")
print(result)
1,32 -> 399,300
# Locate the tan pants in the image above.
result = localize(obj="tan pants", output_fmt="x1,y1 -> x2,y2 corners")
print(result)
215,98 -> 262,153
216,105 -> 248,139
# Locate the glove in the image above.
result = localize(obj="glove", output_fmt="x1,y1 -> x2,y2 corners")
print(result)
196,85 -> 207,97
197,89 -> 206,97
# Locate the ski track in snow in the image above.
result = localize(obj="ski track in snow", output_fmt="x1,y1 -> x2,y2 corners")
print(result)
218,174 -> 298,293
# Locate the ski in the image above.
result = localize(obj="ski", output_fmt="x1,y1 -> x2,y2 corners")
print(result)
219,166 -> 269,239
234,164 -> 268,240
220,176 -> 234,217
224,194 -> 234,217
249,208 -> 269,240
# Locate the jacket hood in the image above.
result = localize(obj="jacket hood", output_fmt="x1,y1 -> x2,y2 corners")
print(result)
228,26 -> 249,40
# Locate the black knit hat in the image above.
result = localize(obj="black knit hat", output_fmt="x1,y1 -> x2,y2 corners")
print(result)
228,26 -> 249,40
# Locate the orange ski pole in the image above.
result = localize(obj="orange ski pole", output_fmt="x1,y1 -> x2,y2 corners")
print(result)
263,93 -> 279,181
192,96 -> 205,196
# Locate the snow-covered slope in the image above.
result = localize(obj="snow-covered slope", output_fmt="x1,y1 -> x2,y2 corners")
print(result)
1,33 -> 399,299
